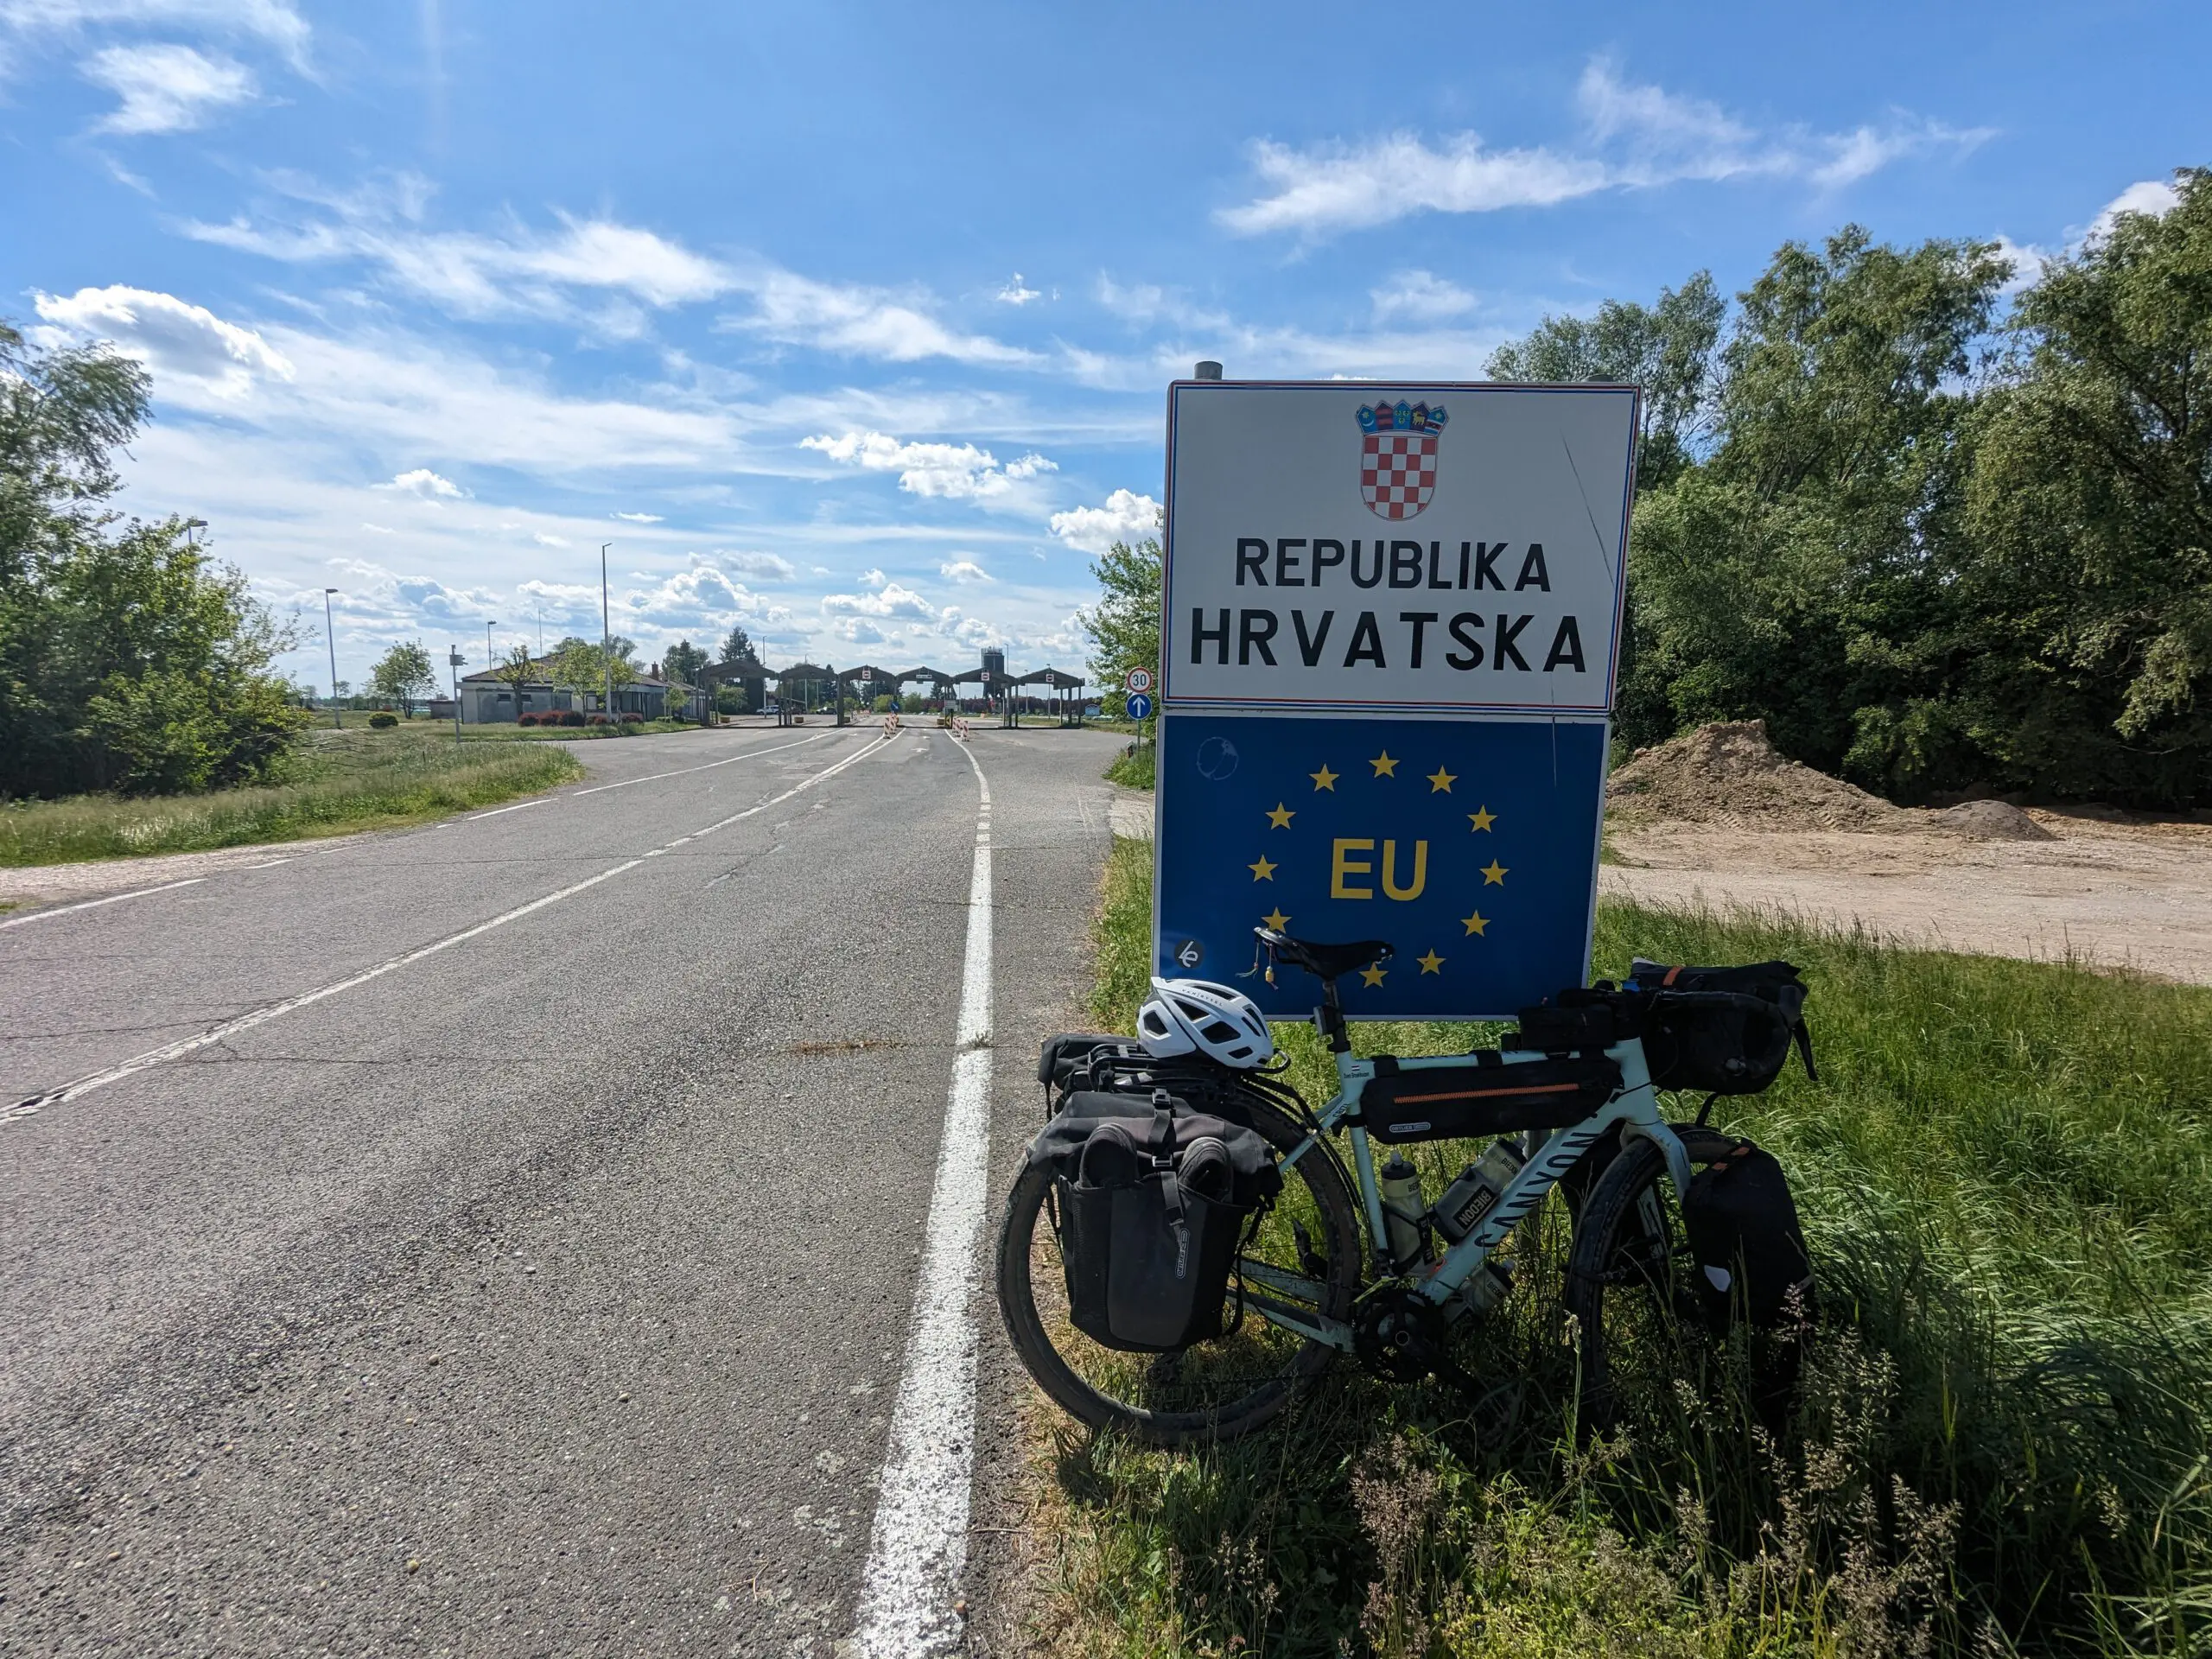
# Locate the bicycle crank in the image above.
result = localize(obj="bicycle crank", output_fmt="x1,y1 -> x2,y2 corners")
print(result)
1351,1284 -> 1455,1383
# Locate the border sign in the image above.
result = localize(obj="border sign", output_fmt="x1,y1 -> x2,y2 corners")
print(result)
1161,382 -> 1637,715
1154,379 -> 1638,1019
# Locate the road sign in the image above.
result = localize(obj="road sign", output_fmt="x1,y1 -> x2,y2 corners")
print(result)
1124,666 -> 1154,694
1161,381 -> 1639,715
1124,691 -> 1154,721
1154,712 -> 1605,1019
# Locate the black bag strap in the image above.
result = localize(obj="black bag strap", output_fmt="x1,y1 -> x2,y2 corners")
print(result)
1147,1090 -> 1192,1280
1792,1017 -> 1818,1083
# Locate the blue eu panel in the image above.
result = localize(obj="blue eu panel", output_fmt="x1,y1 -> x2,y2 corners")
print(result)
1154,713 -> 1606,1020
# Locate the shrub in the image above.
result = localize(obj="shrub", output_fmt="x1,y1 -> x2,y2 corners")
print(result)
514,711 -> 537,727
559,710 -> 585,727
587,713 -> 611,726
621,711 -> 644,724
368,711 -> 397,728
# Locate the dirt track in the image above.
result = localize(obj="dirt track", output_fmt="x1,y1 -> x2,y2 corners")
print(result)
1604,810 -> 2212,984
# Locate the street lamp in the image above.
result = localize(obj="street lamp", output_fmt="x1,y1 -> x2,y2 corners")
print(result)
322,588 -> 340,728
601,543 -> 614,719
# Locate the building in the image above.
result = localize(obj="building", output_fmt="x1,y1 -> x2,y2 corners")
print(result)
455,657 -> 708,724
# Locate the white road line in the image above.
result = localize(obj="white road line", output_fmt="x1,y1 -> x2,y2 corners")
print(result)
4,734 -> 895,1125
855,735 -> 993,1656
464,798 -> 547,820
0,878 -> 207,931
569,731 -> 832,797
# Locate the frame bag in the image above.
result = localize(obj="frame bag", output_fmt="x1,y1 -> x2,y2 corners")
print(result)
1030,1090 -> 1281,1352
1359,1051 -> 1621,1144
1681,1138 -> 1815,1332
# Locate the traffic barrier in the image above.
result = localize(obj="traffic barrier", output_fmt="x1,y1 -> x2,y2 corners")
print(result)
952,718 -> 970,741
882,713 -> 900,739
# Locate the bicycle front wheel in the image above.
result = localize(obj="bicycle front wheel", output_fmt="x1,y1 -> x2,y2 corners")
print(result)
1564,1123 -> 1737,1428
995,1090 -> 1359,1446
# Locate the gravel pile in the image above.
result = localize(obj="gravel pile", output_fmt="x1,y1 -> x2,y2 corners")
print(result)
1608,720 -> 1908,831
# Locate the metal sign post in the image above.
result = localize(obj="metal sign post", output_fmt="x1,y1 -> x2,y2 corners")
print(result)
1153,376 -> 1639,1020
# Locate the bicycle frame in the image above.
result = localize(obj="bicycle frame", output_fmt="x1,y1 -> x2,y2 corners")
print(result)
1241,1030 -> 1694,1352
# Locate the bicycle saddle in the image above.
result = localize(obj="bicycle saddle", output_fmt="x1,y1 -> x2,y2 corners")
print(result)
1255,928 -> 1394,982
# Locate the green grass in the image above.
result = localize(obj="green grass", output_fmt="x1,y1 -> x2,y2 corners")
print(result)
1106,739 -> 1157,790
0,723 -> 585,865
1047,836 -> 2212,1656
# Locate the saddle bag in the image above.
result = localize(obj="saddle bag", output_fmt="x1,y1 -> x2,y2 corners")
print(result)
1028,1090 -> 1281,1352
1360,1052 -> 1621,1144
1630,959 -> 1816,1096
1681,1138 -> 1815,1332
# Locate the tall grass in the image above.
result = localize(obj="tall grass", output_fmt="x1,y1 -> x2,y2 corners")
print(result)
1049,837 -> 2212,1656
0,736 -> 583,865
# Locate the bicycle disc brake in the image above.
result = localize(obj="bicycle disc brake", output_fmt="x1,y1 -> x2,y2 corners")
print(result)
1351,1284 -> 1452,1383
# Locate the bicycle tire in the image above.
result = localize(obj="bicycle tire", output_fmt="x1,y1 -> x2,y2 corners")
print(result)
1564,1122 -> 1736,1427
995,1088 -> 1360,1446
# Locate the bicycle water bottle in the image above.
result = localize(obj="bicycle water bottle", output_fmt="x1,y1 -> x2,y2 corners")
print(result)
1378,1153 -> 1427,1273
1433,1137 -> 1526,1243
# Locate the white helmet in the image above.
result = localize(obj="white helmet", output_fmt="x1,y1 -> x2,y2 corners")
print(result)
1136,977 -> 1275,1069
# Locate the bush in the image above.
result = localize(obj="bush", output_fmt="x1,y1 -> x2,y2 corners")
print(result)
559,710 -> 585,727
514,712 -> 537,727
621,711 -> 644,725
367,711 -> 397,728
587,714 -> 611,727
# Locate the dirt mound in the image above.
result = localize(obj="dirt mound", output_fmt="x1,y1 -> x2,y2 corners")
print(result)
1933,799 -> 2056,841
1609,720 -> 1906,832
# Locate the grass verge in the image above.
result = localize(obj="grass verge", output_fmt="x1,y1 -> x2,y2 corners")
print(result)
1105,739 -> 1156,791
1036,835 -> 2212,1656
0,729 -> 584,865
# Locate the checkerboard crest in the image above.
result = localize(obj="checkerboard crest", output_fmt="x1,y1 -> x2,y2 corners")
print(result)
1356,397 -> 1449,521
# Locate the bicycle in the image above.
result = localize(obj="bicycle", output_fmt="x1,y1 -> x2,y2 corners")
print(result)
995,926 -> 1792,1445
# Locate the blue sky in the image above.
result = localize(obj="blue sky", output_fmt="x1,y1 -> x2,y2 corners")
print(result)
4,1 -> 2202,690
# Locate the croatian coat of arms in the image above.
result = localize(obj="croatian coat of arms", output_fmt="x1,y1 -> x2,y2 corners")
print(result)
1357,398 -> 1449,521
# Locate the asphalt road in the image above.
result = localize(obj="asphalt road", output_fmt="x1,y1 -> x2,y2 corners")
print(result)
0,721 -> 1125,1656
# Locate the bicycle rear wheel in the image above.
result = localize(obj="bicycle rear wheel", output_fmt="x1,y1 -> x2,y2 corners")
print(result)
1564,1123 -> 1735,1427
995,1089 -> 1359,1445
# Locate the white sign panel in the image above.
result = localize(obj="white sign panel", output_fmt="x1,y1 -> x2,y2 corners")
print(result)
1162,381 -> 1639,714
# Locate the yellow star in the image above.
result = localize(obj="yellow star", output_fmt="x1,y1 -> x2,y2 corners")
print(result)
1468,805 -> 1497,832
1262,908 -> 1290,931
1481,859 -> 1508,886
1370,751 -> 1398,778
1417,949 -> 1445,975
1249,854 -> 1278,881
1265,802 -> 1294,830
1427,766 -> 1455,792
1357,963 -> 1388,988
1461,911 -> 1489,937
1310,763 -> 1338,791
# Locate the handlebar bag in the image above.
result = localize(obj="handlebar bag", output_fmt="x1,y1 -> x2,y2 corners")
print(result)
1028,1090 -> 1281,1352
1680,1138 -> 1815,1332
1359,1052 -> 1621,1143
1630,960 -> 1815,1095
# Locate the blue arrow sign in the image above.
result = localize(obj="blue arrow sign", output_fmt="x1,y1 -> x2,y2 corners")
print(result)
1154,712 -> 1605,1020
1124,691 -> 1154,720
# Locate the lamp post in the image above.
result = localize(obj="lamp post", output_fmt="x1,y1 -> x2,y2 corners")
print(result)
448,646 -> 465,741
485,620 -> 498,719
601,543 -> 614,719
322,588 -> 340,728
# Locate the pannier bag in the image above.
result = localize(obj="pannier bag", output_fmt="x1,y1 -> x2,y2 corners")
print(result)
1680,1138 -> 1815,1332
1630,959 -> 1816,1096
1360,1051 -> 1621,1144
1029,1090 -> 1282,1352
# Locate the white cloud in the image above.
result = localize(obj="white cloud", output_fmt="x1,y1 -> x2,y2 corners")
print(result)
721,550 -> 796,581
1221,60 -> 1991,238
822,582 -> 934,620
831,618 -> 888,645
726,267 -> 1036,365
1370,270 -> 1476,323
2087,178 -> 2179,244
938,559 -> 992,582
532,532 -> 569,548
1049,488 -> 1160,554
81,41 -> 253,133
613,511 -> 663,523
995,273 -> 1041,306
379,467 -> 464,499
625,557 -> 789,632
800,430 -> 1056,500
1,0 -> 310,67
858,567 -> 887,588
32,283 -> 291,397
316,556 -> 498,628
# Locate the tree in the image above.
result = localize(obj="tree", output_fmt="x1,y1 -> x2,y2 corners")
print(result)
1958,168 -> 2212,805
664,638 -> 708,684
0,321 -> 307,798
548,635 -> 637,713
718,624 -> 754,664
1080,529 -> 1161,723
1486,273 -> 1725,491
368,639 -> 435,715
491,643 -> 539,718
